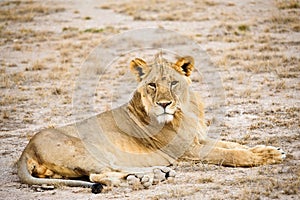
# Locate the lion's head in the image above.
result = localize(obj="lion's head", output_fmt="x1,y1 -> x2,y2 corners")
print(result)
129,54 -> 194,124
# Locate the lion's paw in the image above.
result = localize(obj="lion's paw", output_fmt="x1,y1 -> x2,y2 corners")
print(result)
126,174 -> 153,189
153,167 -> 176,185
126,174 -> 140,186
126,167 -> 176,189
140,175 -> 152,188
250,145 -> 286,165
275,147 -> 286,160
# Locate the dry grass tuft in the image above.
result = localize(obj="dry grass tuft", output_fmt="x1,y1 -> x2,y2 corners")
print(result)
1,71 -> 27,88
26,61 -> 46,71
83,16 -> 91,20
83,28 -> 104,33
276,0 -> 300,9
197,177 -> 214,184
62,27 -> 79,32
237,24 -> 250,32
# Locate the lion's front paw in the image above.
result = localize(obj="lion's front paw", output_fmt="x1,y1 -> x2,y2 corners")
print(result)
126,167 -> 176,189
153,167 -> 176,185
126,173 -> 153,189
250,145 -> 286,165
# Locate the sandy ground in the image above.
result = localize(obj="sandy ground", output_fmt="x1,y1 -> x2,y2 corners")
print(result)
0,0 -> 299,199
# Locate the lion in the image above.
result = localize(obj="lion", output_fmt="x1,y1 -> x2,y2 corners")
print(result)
17,54 -> 286,193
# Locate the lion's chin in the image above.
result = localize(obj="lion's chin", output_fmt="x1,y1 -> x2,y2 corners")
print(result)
156,114 -> 174,124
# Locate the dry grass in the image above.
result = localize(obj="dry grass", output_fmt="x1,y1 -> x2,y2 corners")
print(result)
269,7 -> 300,33
100,0 -> 225,21
0,0 -> 299,199
1,28 -> 54,44
249,107 -> 300,130
240,88 -> 261,98
0,1 -> 65,22
150,186 -> 202,200
276,0 -> 300,9
197,177 -> 214,184
0,71 -> 27,89
25,61 -> 46,71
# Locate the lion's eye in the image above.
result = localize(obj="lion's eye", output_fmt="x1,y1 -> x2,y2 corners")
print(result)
148,83 -> 156,89
171,81 -> 178,87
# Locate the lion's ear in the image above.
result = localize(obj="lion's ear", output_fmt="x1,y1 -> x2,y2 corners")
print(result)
174,56 -> 194,77
130,58 -> 150,82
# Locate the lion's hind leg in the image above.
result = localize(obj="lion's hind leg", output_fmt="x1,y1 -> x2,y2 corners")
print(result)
200,145 -> 286,167
27,158 -> 62,179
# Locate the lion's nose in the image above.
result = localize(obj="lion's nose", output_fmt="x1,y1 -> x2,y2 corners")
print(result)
156,101 -> 172,109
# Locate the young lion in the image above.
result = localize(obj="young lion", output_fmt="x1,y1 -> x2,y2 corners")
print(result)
17,54 -> 286,193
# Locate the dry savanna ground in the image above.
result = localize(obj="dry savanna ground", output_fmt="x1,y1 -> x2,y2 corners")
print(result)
0,0 -> 299,199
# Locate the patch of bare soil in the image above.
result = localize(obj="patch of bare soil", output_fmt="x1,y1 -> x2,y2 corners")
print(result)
0,0 -> 299,199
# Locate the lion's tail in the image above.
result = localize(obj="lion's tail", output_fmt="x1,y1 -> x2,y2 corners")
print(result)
17,153 -> 102,193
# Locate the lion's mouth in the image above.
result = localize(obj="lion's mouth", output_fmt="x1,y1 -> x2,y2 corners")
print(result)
156,113 -> 174,123
158,112 -> 173,116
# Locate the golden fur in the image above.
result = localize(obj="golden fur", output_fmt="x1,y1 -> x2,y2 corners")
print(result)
17,55 -> 286,193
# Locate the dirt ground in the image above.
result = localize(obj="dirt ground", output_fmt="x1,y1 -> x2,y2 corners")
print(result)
0,0 -> 299,199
